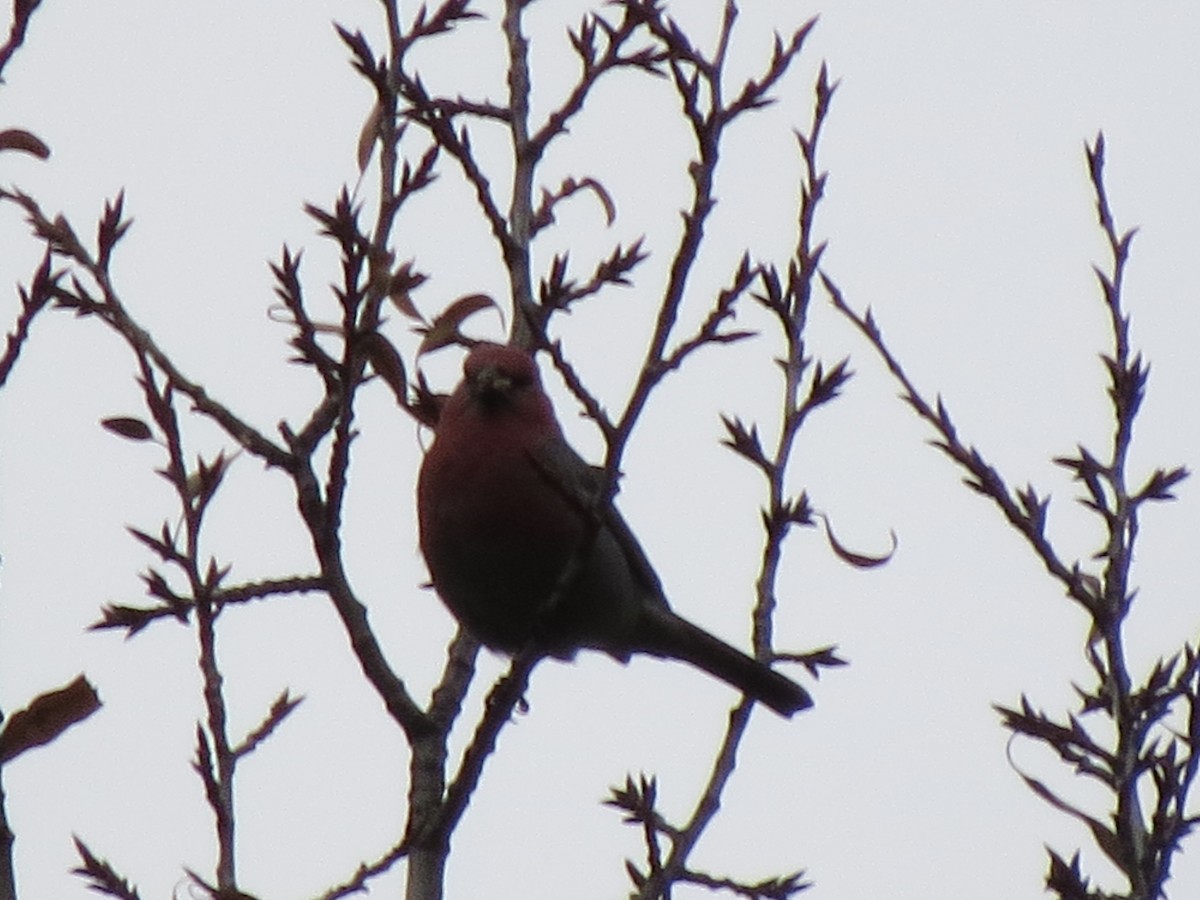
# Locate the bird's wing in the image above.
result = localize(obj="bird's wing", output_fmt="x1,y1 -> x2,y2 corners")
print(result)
527,438 -> 670,609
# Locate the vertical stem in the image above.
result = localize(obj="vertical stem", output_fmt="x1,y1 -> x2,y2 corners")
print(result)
503,0 -> 536,345
151,349 -> 238,891
195,590 -> 237,890
404,732 -> 447,900
0,768 -> 16,900
1099,177 -> 1147,900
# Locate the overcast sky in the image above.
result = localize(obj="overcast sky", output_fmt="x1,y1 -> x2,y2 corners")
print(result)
2,1 -> 1200,898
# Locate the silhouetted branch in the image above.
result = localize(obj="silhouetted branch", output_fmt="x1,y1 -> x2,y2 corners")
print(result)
628,41 -> 838,900
828,132 -> 1196,900
0,247 -> 54,388
0,0 -> 47,80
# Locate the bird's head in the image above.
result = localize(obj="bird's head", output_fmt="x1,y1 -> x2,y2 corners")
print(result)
434,342 -> 558,437
463,343 -> 540,412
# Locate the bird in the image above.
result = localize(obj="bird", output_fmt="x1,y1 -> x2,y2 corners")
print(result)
416,342 -> 812,717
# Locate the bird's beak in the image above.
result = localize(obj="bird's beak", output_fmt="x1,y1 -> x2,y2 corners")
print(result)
469,365 -> 513,402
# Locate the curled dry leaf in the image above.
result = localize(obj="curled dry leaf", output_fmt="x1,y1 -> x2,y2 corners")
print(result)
577,176 -> 616,225
817,513 -> 897,569
551,176 -> 616,225
0,128 -> 51,159
0,674 -> 102,763
415,293 -> 502,354
534,176 -> 617,232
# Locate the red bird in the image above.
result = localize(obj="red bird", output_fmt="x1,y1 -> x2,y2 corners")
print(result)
417,342 -> 812,717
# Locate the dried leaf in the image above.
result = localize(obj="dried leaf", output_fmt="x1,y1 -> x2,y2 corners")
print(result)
415,293 -> 501,354
101,416 -> 154,442
358,332 -> 408,405
818,514 -> 896,568
411,370 -> 447,428
388,261 -> 429,320
356,100 -> 384,172
0,675 -> 102,763
0,127 -> 50,159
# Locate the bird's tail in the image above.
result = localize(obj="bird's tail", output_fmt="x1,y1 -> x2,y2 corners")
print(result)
632,606 -> 812,717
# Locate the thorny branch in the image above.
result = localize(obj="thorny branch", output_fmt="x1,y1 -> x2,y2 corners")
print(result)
827,133 -> 1196,900
620,56 -> 843,900
3,3 -> 844,899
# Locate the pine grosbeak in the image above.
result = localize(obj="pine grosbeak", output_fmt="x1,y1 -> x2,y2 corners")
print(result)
417,342 -> 811,717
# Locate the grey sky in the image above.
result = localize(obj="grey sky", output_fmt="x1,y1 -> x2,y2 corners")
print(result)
2,1 -> 1199,898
